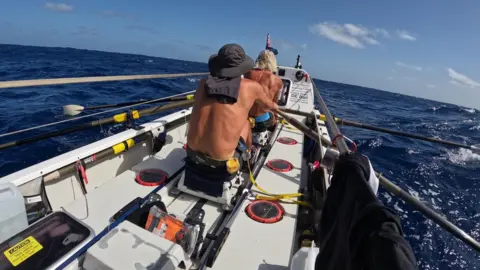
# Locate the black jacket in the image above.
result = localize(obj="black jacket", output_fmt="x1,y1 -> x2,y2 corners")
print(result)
316,153 -> 418,270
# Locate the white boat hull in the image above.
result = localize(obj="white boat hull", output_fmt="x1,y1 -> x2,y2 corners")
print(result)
0,65 -> 332,270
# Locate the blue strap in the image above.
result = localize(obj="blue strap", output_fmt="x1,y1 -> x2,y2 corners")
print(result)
254,112 -> 271,122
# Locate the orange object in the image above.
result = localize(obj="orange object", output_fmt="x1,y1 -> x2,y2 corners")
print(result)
145,207 -> 186,244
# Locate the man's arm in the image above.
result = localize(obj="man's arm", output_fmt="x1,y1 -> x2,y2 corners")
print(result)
254,83 -> 278,111
190,79 -> 205,111
272,77 -> 283,103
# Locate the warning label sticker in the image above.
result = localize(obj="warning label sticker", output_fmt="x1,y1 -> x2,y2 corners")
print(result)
3,236 -> 43,266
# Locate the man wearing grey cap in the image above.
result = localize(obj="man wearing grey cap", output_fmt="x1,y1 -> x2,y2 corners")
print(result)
185,44 -> 277,193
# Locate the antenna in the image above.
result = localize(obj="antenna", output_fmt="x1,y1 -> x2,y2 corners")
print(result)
295,55 -> 302,69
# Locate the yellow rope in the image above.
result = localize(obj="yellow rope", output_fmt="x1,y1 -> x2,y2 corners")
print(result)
247,160 -> 309,206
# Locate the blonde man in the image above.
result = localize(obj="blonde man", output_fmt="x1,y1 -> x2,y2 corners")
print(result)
245,50 -> 283,135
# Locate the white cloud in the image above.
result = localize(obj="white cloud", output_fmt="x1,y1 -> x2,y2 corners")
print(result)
404,77 -> 416,81
309,22 -> 366,48
309,22 -> 417,48
45,2 -> 73,12
397,30 -> 416,41
375,28 -> 390,38
300,44 -> 307,50
447,68 -> 480,88
396,61 -> 423,71
387,76 -> 394,80
426,84 -> 436,88
344,24 -> 370,37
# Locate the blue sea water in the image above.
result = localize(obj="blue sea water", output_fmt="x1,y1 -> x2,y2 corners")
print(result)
0,44 -> 479,269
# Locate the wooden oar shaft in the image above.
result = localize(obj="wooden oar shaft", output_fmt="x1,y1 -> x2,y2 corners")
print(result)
0,72 -> 208,89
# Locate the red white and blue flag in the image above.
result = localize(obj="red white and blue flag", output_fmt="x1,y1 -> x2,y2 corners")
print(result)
265,33 -> 278,55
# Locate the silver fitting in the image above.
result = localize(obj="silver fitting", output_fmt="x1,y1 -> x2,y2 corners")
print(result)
320,147 -> 340,172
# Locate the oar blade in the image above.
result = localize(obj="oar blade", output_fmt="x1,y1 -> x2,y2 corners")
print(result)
471,144 -> 480,154
63,105 -> 85,116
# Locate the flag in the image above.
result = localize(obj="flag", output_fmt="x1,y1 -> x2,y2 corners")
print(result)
265,33 -> 278,55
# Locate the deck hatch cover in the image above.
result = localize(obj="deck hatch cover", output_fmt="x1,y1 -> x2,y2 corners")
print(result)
266,159 -> 293,172
135,169 -> 169,186
245,200 -> 284,224
277,137 -> 298,145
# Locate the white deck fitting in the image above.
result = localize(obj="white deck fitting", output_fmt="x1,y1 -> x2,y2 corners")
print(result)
60,122 -> 189,233
83,221 -> 191,270
212,114 -> 306,270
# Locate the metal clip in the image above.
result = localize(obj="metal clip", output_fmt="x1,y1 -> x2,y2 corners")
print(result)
319,147 -> 340,172
126,110 -> 142,130
308,160 -> 320,171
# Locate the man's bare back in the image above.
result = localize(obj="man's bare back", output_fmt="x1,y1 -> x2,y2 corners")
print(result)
246,69 -> 283,117
187,78 -> 277,160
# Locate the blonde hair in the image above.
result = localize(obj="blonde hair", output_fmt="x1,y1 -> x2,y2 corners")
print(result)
254,50 -> 277,72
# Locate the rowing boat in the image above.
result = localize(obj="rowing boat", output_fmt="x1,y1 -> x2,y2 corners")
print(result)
0,59 -> 333,269
0,53 -> 479,270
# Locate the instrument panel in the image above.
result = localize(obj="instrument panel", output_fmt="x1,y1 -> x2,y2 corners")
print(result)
276,67 -> 314,113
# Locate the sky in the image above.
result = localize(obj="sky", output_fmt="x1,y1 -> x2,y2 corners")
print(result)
1,0 -> 480,109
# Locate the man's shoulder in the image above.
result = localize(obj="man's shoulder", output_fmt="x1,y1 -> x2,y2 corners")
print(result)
241,78 -> 260,87
240,78 -> 263,97
271,75 -> 283,88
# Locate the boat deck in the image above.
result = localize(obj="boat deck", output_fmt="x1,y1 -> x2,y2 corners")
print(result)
212,117 -> 307,270
57,111 -> 329,270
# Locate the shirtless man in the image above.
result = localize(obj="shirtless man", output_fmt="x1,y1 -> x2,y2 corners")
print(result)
245,50 -> 283,132
186,44 -> 278,176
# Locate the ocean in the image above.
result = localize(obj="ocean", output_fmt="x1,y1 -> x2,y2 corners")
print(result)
0,44 -> 479,269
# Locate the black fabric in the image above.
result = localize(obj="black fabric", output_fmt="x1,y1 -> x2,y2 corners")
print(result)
206,44 -> 253,103
186,146 -> 229,168
183,145 -> 244,198
184,157 -> 238,197
316,152 -> 418,270
205,75 -> 241,103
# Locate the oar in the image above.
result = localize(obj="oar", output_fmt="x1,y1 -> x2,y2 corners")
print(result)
281,108 -> 480,154
0,72 -> 208,89
63,93 -> 195,116
276,108 -> 480,253
0,99 -> 195,151
275,109 -> 332,147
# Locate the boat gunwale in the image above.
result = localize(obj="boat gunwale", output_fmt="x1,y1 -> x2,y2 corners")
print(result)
0,107 -> 193,187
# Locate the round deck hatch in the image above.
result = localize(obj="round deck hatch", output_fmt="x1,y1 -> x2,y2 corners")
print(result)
245,200 -> 284,224
277,137 -> 298,145
135,169 -> 169,186
266,159 -> 293,172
